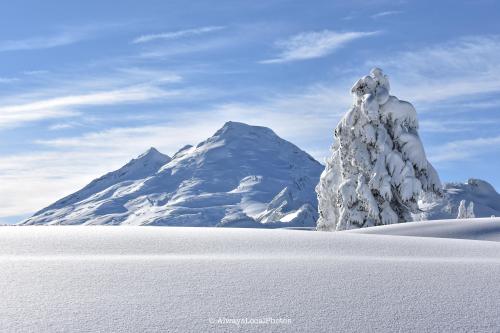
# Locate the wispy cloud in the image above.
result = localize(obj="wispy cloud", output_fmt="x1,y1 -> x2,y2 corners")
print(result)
137,37 -> 231,59
48,122 -> 81,131
429,135 -> 500,163
261,30 -> 380,64
371,35 -> 500,104
0,77 -> 19,83
0,23 -> 125,52
132,26 -> 225,44
420,119 -> 499,133
0,109 -> 80,127
134,22 -> 278,59
341,15 -> 355,21
0,30 -> 87,52
0,85 -> 191,128
1,87 -> 172,113
371,10 -> 403,19
23,70 -> 49,76
0,69 -> 187,128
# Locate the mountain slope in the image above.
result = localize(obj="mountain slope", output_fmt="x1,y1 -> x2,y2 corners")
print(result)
417,178 -> 500,220
22,122 -> 323,227
30,147 -> 171,219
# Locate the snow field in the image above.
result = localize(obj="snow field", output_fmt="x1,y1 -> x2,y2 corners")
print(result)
1,224 -> 500,332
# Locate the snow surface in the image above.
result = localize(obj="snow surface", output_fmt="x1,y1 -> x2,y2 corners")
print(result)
348,217 -> 500,241
21,122 -> 323,227
2,222 -> 500,332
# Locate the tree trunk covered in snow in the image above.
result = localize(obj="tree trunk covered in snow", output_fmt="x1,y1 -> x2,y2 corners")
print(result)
457,200 -> 475,219
316,68 -> 442,231
466,201 -> 475,218
457,200 -> 467,219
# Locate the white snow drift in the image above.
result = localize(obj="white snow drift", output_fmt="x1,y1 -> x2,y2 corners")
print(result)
348,217 -> 500,241
1,221 -> 500,332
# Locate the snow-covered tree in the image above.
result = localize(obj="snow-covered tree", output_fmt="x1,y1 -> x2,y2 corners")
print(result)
316,68 -> 442,231
457,200 -> 475,219
457,200 -> 467,219
466,201 -> 475,218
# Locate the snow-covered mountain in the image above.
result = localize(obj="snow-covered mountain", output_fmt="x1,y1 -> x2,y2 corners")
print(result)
417,178 -> 500,220
21,121 -> 323,227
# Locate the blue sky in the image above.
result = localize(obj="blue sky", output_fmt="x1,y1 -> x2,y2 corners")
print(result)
1,0 -> 500,223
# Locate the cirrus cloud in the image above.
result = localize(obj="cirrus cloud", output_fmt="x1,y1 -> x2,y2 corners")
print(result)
132,26 -> 226,44
260,30 -> 380,64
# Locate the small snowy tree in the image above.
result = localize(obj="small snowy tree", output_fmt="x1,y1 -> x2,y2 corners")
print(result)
316,68 -> 442,231
457,200 -> 475,219
457,200 -> 467,219
466,201 -> 475,218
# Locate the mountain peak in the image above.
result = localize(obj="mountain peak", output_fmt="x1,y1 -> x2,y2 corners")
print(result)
211,121 -> 277,141
222,120 -> 247,128
222,121 -> 273,132
27,147 -> 171,218
172,145 -> 194,159
466,178 -> 498,196
136,147 -> 169,161
115,147 -> 171,179
145,146 -> 160,154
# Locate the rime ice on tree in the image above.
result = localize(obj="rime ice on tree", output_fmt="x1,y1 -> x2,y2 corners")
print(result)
457,200 -> 475,219
457,200 -> 467,219
316,68 -> 442,231
466,202 -> 475,218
